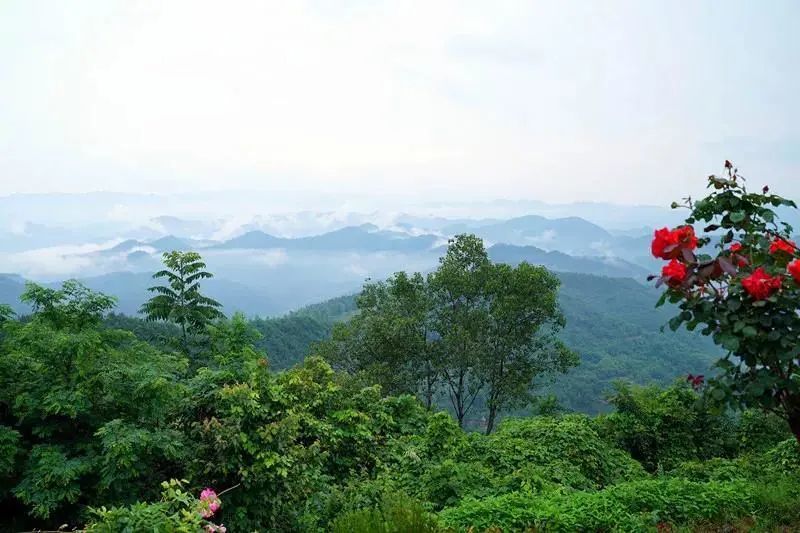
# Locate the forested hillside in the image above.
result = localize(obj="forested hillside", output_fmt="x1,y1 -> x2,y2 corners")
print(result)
554,273 -> 717,412
217,272 -> 715,413
3,268 -> 715,414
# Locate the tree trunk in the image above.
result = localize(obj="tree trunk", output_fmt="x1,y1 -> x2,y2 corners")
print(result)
181,322 -> 188,354
485,405 -> 497,435
455,394 -> 465,428
424,377 -> 434,410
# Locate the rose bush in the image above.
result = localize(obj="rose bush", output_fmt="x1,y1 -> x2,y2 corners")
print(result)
651,161 -> 800,441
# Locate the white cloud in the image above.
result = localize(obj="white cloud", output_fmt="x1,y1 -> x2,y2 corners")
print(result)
0,240 -> 126,279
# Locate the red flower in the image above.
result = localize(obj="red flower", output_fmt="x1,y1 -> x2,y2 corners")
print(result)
729,242 -> 747,267
687,374 -> 704,389
651,226 -> 697,260
662,259 -> 688,287
651,227 -> 676,259
769,238 -> 796,256
789,260 -> 800,284
741,267 -> 783,300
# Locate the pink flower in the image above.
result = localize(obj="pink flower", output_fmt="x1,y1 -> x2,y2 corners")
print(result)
199,488 -> 221,518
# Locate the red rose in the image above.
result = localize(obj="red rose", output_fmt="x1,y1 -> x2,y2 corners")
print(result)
741,267 -> 783,300
674,226 -> 698,249
661,259 -> 688,287
769,238 -> 796,256
729,243 -> 742,253
651,226 -> 697,260
651,227 -> 677,259
789,259 -> 800,284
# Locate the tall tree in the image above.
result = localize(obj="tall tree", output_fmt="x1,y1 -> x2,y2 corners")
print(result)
428,234 -> 492,428
480,262 -> 577,433
140,251 -> 224,351
317,234 -> 575,430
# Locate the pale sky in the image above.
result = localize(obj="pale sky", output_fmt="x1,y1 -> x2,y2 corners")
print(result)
1,0 -> 799,204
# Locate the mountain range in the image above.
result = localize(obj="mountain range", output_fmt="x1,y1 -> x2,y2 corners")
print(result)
0,201 -> 727,413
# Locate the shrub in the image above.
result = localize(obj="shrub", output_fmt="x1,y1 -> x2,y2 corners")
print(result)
759,438 -> 800,474
331,493 -> 440,533
600,381 -> 738,472
479,415 -> 647,488
85,480 -> 225,533
439,479 -> 753,531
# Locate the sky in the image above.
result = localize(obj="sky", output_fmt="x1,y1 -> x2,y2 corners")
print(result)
1,0 -> 799,205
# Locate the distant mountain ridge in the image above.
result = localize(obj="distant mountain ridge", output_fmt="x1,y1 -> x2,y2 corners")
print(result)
212,224 -> 440,253
488,243 -> 648,279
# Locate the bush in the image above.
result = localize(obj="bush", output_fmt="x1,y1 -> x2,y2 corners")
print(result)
331,493 -> 440,533
439,479 -> 753,531
599,381 -> 738,472
477,415 -> 647,489
85,480 -> 225,533
758,438 -> 800,474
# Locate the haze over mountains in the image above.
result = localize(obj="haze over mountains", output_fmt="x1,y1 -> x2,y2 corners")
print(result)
0,191 -> 735,412
3,190 -> 799,314
0,191 -> 683,314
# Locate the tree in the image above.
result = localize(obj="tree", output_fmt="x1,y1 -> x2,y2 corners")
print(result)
427,234 -> 492,428
480,262 -> 576,434
0,282 -> 187,527
324,234 -> 574,430
651,161 -> 800,442
140,251 -> 224,351
316,271 -> 439,408
21,280 -> 116,331
430,235 -> 575,432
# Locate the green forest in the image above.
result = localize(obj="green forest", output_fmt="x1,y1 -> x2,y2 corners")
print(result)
4,175 -> 800,532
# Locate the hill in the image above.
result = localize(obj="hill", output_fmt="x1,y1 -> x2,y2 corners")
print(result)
246,273 -> 717,413
0,274 -> 28,314
552,272 -> 716,412
488,243 -> 648,279
213,224 -> 439,252
445,215 -> 614,254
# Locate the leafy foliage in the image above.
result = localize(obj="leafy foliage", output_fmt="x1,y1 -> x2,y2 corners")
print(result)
86,479 -> 219,533
0,281 -> 188,527
331,493 -> 440,533
438,477 -> 757,531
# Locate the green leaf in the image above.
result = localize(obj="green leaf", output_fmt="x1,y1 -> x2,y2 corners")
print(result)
742,326 -> 758,338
